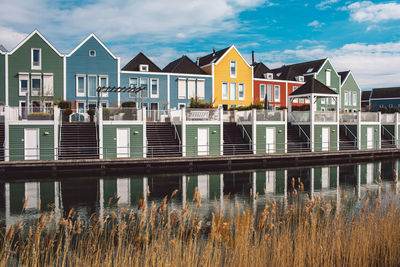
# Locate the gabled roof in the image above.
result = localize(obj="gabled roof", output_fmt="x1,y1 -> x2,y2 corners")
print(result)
338,71 -> 350,84
290,78 -> 338,96
9,29 -> 63,56
361,91 -> 371,101
370,87 -> 400,99
198,46 -> 230,67
163,55 -> 207,75
0,45 -> 7,54
253,62 -> 272,79
272,58 -> 327,81
67,33 -> 117,59
122,52 -> 162,72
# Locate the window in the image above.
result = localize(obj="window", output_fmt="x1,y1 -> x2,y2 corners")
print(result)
44,101 -> 52,113
307,68 -> 313,73
99,76 -> 108,97
129,77 -> 138,98
321,98 -> 326,104
274,85 -> 280,102
178,78 -> 186,99
197,79 -> 205,100
76,75 -> 86,97
389,104 -> 393,108
140,77 -> 148,98
88,101 -> 97,110
238,83 -> 244,100
260,84 -> 266,101
344,91 -> 348,106
222,82 -> 228,100
352,92 -> 357,106
299,98 -> 304,104
230,104 -> 237,108
101,101 -> 108,108
89,50 -> 96,57
230,61 -> 236,78
31,75 -> 41,96
43,74 -> 54,96
188,79 -> 196,99
19,73 -> 29,96
326,69 -> 331,87
150,78 -> 159,98
140,64 -> 149,72
230,83 -> 236,100
31,48 -> 41,70
267,84 -> 273,101
305,98 -> 310,104
87,75 -> 97,97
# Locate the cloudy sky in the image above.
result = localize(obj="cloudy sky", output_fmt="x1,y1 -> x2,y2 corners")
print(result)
1,0 -> 400,90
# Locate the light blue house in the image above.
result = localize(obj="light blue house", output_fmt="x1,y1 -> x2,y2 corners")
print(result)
163,56 -> 212,109
66,33 -> 120,111
120,53 -> 168,112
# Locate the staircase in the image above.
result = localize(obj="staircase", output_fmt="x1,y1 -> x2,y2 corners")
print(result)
287,123 -> 310,153
146,122 -> 181,157
381,134 -> 396,148
339,129 -> 357,150
0,122 -> 4,161
223,122 -> 252,155
59,122 -> 98,159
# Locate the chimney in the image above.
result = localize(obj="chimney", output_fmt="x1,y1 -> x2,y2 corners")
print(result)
196,57 -> 200,66
212,48 -> 216,56
251,51 -> 255,66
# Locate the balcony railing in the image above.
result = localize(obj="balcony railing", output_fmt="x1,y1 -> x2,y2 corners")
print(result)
381,113 -> 396,124
361,112 -> 379,122
256,110 -> 285,122
340,113 -> 358,123
314,111 -> 337,122
289,111 -> 310,122
9,107 -> 54,121
236,110 -> 252,122
186,109 -> 220,121
103,108 -> 143,121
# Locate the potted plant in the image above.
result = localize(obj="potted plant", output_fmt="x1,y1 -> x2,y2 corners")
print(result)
103,108 -> 111,120
87,108 -> 96,122
63,108 -> 73,122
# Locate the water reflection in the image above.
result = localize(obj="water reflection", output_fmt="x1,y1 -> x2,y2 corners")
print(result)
1,159 -> 399,228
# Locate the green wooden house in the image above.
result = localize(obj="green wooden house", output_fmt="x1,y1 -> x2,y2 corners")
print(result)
339,71 -> 361,112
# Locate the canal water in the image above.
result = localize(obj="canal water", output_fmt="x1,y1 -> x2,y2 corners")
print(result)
0,158 -> 399,227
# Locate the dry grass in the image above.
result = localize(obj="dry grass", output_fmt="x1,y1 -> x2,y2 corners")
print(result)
1,182 -> 400,267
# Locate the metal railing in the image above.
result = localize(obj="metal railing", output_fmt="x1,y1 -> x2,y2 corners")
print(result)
223,111 -> 235,122
342,125 -> 358,144
256,110 -> 284,122
9,107 -> 54,121
171,121 -> 182,153
103,108 -> 143,121
60,109 -> 95,123
236,116 -> 253,150
382,125 -> 395,144
146,110 -> 169,122
169,109 -> 182,123
235,110 -> 252,122
186,109 -> 220,121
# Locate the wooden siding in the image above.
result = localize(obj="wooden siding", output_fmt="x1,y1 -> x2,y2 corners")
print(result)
186,124 -> 220,156
102,125 -> 143,159
256,124 -> 285,154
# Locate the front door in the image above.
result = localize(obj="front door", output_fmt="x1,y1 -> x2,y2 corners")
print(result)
265,170 -> 276,193
197,128 -> 209,156
197,175 -> 209,199
322,127 -> 330,151
117,178 -> 130,205
266,127 -> 276,153
366,163 -> 373,184
116,128 -> 130,158
321,167 -> 329,189
24,128 -> 39,160
367,127 -> 374,149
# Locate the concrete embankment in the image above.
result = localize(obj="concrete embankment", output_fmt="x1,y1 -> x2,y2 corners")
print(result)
1,148 -> 400,179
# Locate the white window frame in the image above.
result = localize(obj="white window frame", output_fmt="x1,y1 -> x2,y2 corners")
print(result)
352,92 -> 357,106
196,79 -> 205,100
43,73 -> 54,97
140,64 -> 149,72
99,75 -> 109,97
238,83 -> 245,101
129,77 -> 138,98
344,91 -> 349,106
76,75 -> 86,97
267,84 -> 273,102
230,61 -> 237,78
140,77 -> 149,98
89,50 -> 96,57
222,82 -> 228,100
299,98 -> 304,104
274,85 -> 280,102
230,82 -> 237,101
178,78 -> 186,99
31,74 -> 42,97
18,73 -> 29,96
150,78 -> 159,98
260,84 -> 266,101
31,48 -> 41,70
87,75 -> 97,97
326,69 -> 331,87
321,98 -> 326,104
188,78 -> 196,99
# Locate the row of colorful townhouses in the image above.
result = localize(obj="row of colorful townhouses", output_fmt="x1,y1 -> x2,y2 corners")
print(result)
0,30 -> 362,113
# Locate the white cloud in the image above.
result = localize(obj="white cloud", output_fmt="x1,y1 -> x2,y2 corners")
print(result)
316,0 -> 339,10
347,1 -> 400,23
0,25 -> 27,50
308,20 -> 325,28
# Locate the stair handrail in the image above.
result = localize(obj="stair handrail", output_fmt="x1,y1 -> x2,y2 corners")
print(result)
171,120 -> 182,152
58,108 -> 63,158
382,125 -> 395,142
288,113 -> 310,143
236,116 -> 252,145
342,124 -> 357,143
95,108 -> 99,157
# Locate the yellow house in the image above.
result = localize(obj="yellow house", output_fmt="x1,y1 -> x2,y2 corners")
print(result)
198,45 -> 253,109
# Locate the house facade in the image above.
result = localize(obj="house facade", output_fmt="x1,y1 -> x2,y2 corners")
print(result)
66,34 -> 119,111
369,87 -> 400,112
198,46 -> 253,109
338,71 -> 361,112
7,30 -> 63,111
361,90 -> 371,111
163,55 -> 212,109
120,53 -> 168,112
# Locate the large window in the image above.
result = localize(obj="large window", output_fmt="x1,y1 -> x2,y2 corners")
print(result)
129,77 -> 138,98
230,83 -> 236,100
326,69 -> 331,87
238,83 -> 244,100
178,78 -> 186,99
344,91 -> 349,106
19,73 -> 29,96
43,74 -> 54,96
260,84 -> 266,101
140,77 -> 148,98
76,75 -> 86,97
31,48 -> 41,70
99,76 -> 108,97
31,75 -> 41,96
188,79 -> 196,99
274,85 -> 280,102
197,79 -> 205,100
352,92 -> 357,106
267,84 -> 273,102
222,82 -> 228,100
150,78 -> 159,98
88,75 -> 97,97
230,61 -> 236,78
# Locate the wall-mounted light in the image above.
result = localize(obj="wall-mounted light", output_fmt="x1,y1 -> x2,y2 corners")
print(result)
375,129 -> 378,132
212,130 -> 217,134
331,129 -> 336,133
134,130 -> 139,135
278,130 -> 283,134
43,131 -> 49,136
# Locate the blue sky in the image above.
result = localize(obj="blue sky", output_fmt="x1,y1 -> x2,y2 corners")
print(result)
1,0 -> 400,89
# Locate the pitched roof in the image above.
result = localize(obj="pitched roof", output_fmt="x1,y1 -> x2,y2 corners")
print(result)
198,46 -> 230,67
253,62 -> 272,79
370,87 -> 400,99
0,45 -> 7,53
338,71 -> 350,84
361,91 -> 371,101
290,78 -> 338,96
272,58 -> 327,81
163,55 -> 207,74
9,29 -> 63,56
122,52 -> 162,72
67,33 -> 117,59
